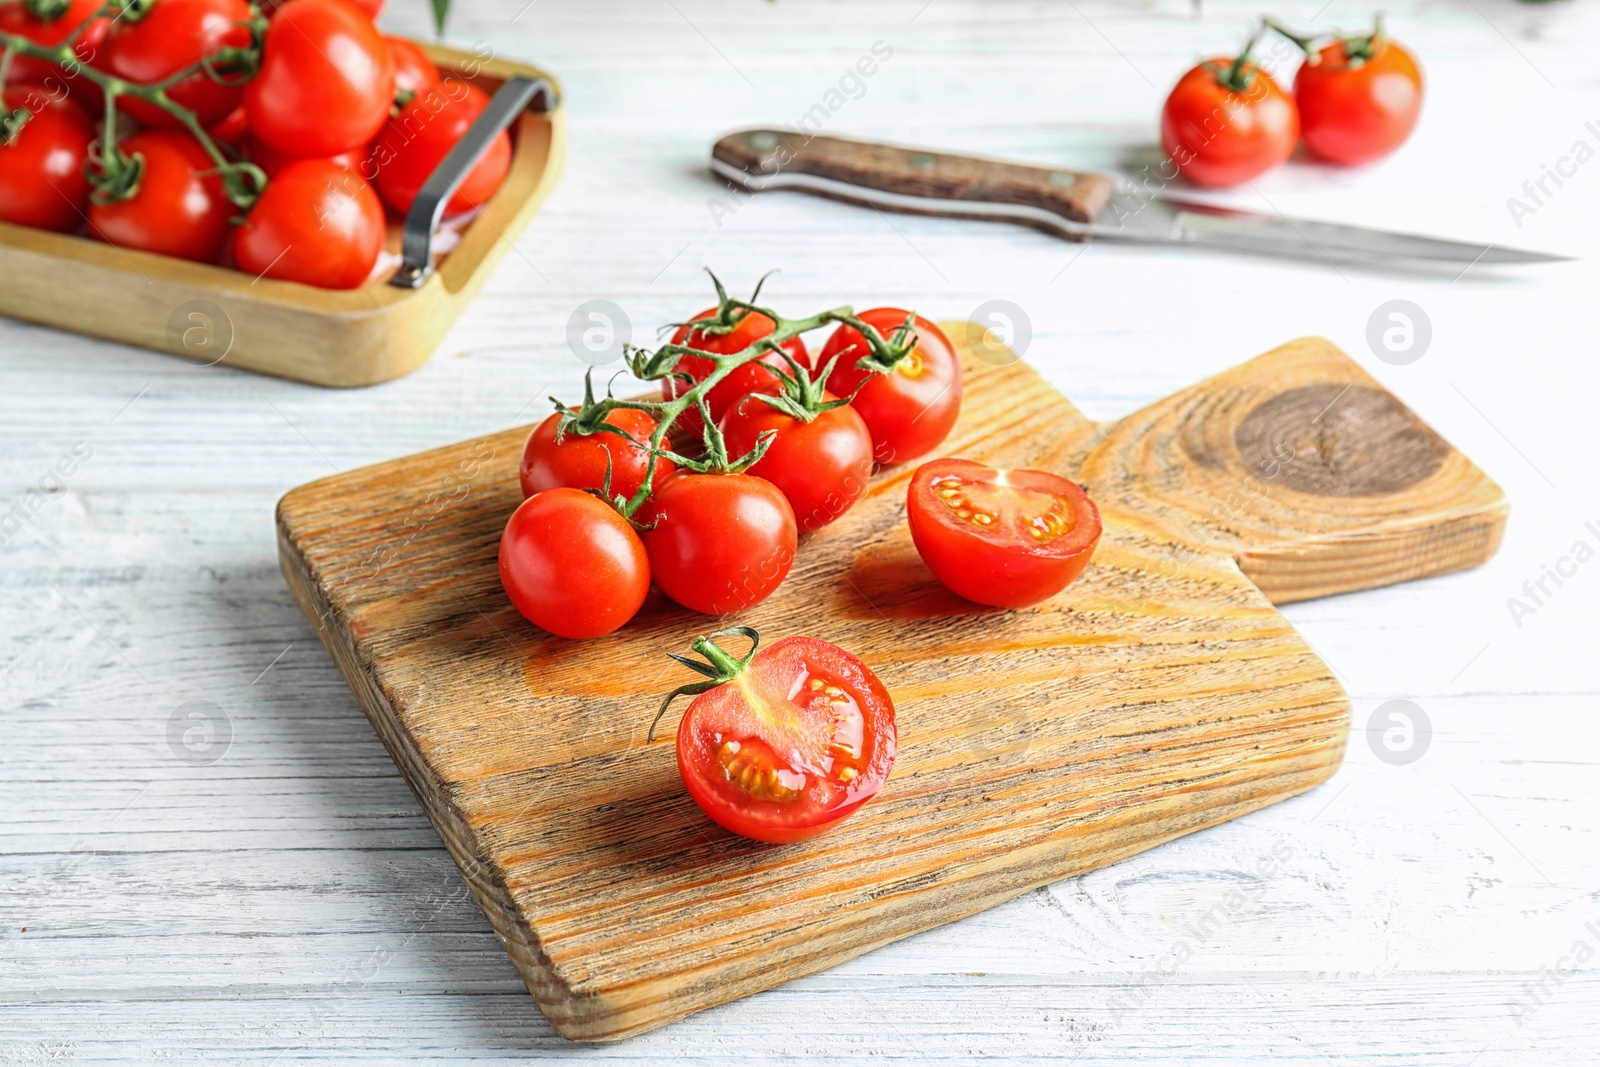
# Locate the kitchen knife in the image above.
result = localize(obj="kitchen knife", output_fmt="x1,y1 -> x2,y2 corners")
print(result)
711,129 -> 1567,268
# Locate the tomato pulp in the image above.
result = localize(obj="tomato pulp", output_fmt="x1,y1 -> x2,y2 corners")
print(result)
907,458 -> 1101,608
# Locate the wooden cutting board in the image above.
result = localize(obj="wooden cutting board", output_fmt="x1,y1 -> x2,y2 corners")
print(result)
276,332 -> 1506,1042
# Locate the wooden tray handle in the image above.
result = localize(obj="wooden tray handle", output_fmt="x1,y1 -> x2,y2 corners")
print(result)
712,129 -> 1115,231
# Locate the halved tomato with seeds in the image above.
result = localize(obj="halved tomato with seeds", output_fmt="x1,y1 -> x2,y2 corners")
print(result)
657,628 -> 896,844
907,458 -> 1101,608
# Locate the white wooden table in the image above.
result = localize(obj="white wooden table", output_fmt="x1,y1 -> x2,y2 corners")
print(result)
4,0 -> 1597,1061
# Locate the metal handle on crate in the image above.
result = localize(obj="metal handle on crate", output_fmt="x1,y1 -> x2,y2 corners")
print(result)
390,75 -> 559,290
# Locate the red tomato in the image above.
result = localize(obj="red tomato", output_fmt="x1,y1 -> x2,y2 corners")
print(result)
671,633 -> 896,844
908,458 -> 1101,609
341,0 -> 383,16
1294,35 -> 1423,166
719,393 -> 873,533
662,307 -> 807,441
371,81 -> 510,218
1161,55 -> 1298,187
0,86 -> 94,232
814,309 -> 962,467
519,408 -> 676,501
100,0 -> 254,129
242,132 -> 364,178
206,106 -> 250,147
231,159 -> 385,289
87,130 -> 233,262
0,0 -> 108,91
499,488 -> 650,640
640,472 -> 797,616
386,36 -> 441,100
245,0 -> 394,158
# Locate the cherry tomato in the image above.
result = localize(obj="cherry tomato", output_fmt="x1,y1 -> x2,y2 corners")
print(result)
371,80 -> 510,218
0,85 -> 94,232
231,159 -> 385,289
386,36 -> 441,101
661,307 -> 807,441
87,130 -> 233,262
340,0 -> 383,16
519,408 -> 676,502
719,393 -> 873,534
0,0 -> 108,93
1161,54 -> 1299,188
814,309 -> 962,467
641,471 -> 796,616
1294,32 -> 1423,166
206,105 -> 250,147
670,631 -> 896,844
907,458 -> 1101,609
245,0 -> 394,158
242,132 -> 364,178
100,0 -> 255,129
499,488 -> 649,640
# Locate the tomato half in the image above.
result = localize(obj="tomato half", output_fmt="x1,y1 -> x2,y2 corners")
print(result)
0,86 -> 94,232
231,159 -> 386,289
719,392 -> 873,533
519,408 -> 675,502
371,81 -> 511,217
87,130 -> 233,262
640,471 -> 797,616
814,309 -> 962,467
661,307 -> 807,441
1294,36 -> 1422,166
499,488 -> 650,640
907,458 -> 1101,608
0,0 -> 108,92
672,633 -> 896,843
244,0 -> 394,158
100,0 -> 255,129
1160,57 -> 1299,188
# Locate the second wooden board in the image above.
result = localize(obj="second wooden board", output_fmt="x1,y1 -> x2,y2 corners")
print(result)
276,333 -> 1506,1041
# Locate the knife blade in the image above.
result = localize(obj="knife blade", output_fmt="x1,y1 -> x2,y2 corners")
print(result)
710,129 -> 1569,268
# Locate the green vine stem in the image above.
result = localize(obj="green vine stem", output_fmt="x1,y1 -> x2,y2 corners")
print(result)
0,0 -> 269,209
1265,15 -> 1386,67
1204,24 -> 1265,93
552,270 -> 920,523
647,626 -> 761,741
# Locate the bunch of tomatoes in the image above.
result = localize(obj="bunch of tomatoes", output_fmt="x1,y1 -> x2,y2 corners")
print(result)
0,0 -> 510,288
1160,17 -> 1424,188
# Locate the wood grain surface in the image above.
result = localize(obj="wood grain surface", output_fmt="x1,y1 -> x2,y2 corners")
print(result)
275,332 -> 1504,1041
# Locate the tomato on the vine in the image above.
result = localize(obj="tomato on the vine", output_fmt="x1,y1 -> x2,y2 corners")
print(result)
100,0 -> 255,130
0,86 -> 94,232
1161,49 -> 1298,188
231,159 -> 385,289
814,309 -> 962,467
640,471 -> 797,616
386,36 -> 441,101
663,629 -> 897,844
662,307 -> 807,441
1293,28 -> 1422,166
719,391 -> 873,534
907,458 -> 1101,608
87,130 -> 233,262
242,132 -> 363,178
519,408 -> 676,502
500,488 -> 650,640
371,81 -> 511,217
0,0 -> 108,92
244,0 -> 394,158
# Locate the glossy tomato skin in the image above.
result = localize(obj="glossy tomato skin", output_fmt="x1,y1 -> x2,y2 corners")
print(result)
371,81 -> 511,217
719,393 -> 874,533
231,160 -> 385,289
640,471 -> 797,616
0,0 -> 108,93
101,0 -> 254,129
206,105 -> 250,147
242,132 -> 364,178
386,36 -> 441,100
1295,38 -> 1422,166
662,307 -> 807,441
245,0 -> 394,158
0,86 -> 94,232
815,309 -> 962,467
1161,59 -> 1299,188
907,458 -> 1102,609
519,409 -> 675,502
676,636 -> 896,844
87,130 -> 233,262
499,488 -> 650,640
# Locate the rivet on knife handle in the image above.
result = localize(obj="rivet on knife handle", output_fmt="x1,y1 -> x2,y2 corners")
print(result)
710,129 -> 1115,237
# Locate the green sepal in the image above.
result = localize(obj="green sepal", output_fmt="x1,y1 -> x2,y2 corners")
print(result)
648,627 -> 762,741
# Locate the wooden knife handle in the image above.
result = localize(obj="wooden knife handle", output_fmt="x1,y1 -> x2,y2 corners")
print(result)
713,129 -> 1115,227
